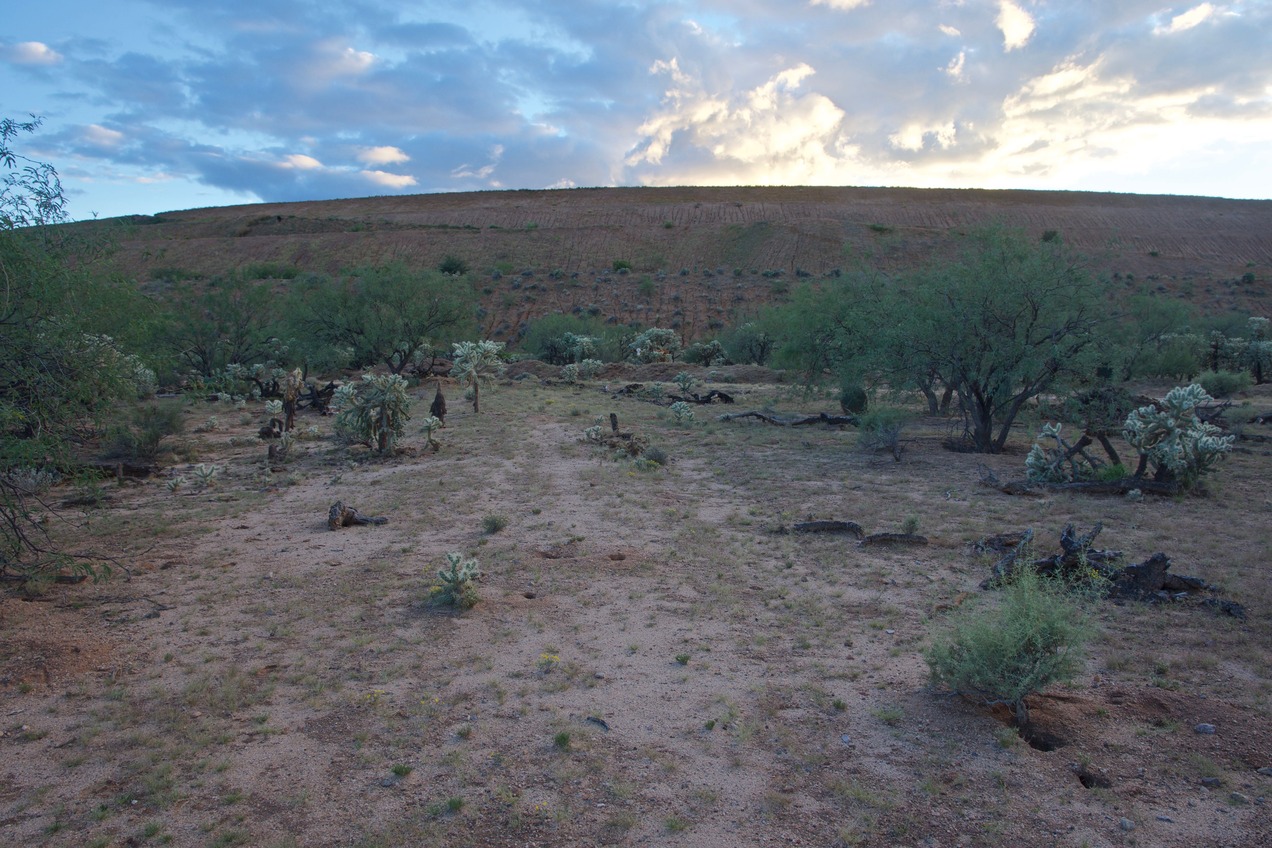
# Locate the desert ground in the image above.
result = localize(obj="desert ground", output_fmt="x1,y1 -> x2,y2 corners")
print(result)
2,364 -> 1270,847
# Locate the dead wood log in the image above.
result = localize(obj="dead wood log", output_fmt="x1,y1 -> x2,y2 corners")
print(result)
718,410 -> 858,427
978,466 -> 1179,497
791,520 -> 864,538
298,381 -> 337,414
669,390 -> 735,405
327,501 -> 388,530
258,418 -> 284,440
861,532 -> 929,547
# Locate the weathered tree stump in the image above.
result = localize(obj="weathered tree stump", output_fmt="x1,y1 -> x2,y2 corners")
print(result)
327,502 -> 388,530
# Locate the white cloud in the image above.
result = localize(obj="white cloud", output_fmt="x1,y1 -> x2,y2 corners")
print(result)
627,60 -> 853,184
82,124 -> 125,147
452,145 -> 505,180
889,121 -> 959,152
809,0 -> 872,9
944,50 -> 967,80
357,146 -> 410,165
1157,3 -> 1217,35
996,1 -> 1036,52
939,24 -> 962,38
361,170 -> 417,188
5,41 -> 63,65
281,154 -> 323,170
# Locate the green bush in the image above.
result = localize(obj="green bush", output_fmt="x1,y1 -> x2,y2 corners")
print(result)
106,400 -> 185,461
839,381 -> 868,414
926,567 -> 1092,725
438,255 -> 469,276
1197,369 -> 1251,398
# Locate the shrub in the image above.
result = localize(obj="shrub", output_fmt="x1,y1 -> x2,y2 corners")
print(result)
669,401 -> 695,423
438,255 -> 469,275
106,400 -> 185,462
1197,369 -> 1251,399
577,359 -> 603,380
481,514 -> 508,534
333,373 -> 412,454
681,340 -> 727,366
926,567 -> 1092,725
839,381 -> 868,414
431,552 -> 480,610
672,372 -> 697,394
855,407 -> 909,460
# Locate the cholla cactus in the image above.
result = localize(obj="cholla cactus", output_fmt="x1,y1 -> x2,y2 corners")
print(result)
1123,384 -> 1233,489
578,359 -> 603,380
628,328 -> 682,363
1025,423 -> 1091,483
420,415 -> 442,452
673,372 -> 697,394
451,340 -> 506,413
583,424 -> 603,443
669,401 -> 695,423
432,552 -> 480,609
333,373 -> 411,454
190,463 -> 219,491
561,363 -> 580,384
265,399 -> 284,417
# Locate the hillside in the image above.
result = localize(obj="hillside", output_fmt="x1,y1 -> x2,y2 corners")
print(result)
96,186 -> 1272,342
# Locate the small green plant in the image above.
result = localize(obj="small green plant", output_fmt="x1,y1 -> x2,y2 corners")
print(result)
675,653 -> 690,666
669,401 -> 695,423
537,652 -> 561,673
612,259 -> 633,272
190,463 -> 219,492
901,515 -> 921,535
553,731 -> 571,750
926,567 -> 1092,725
672,371 -> 697,394
481,513 -> 508,534
391,764 -> 413,777
430,552 -> 480,610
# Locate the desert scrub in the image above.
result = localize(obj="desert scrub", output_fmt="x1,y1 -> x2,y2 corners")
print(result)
925,567 -> 1092,725
430,552 -> 480,610
481,513 -> 508,534
332,372 -> 411,454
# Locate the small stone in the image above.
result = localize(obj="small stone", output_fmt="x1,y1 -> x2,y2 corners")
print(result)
1257,767 -> 1272,777
1155,815 -> 1174,823
380,777 -> 396,788
840,734 -> 852,746
885,629 -> 896,635
1119,817 -> 1136,832
1201,777 -> 1223,788
1231,792 -> 1250,805
1195,723 -> 1217,734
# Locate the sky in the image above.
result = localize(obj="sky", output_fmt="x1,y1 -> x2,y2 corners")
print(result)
3,0 -> 1270,220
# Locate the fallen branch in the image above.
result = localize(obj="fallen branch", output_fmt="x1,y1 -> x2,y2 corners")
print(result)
790,520 -> 864,538
719,410 -> 858,427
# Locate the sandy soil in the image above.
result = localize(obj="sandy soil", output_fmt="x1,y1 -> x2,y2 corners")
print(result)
2,374 -> 1271,847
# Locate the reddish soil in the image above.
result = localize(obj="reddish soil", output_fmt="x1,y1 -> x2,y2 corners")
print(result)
88,186 -> 1272,343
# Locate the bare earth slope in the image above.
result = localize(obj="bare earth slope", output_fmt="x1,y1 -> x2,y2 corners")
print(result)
96,186 -> 1272,341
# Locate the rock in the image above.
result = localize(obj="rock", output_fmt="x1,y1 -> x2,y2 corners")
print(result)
1119,817 -> 1136,832
840,734 -> 852,746
1156,815 -> 1174,823
1201,777 -> 1223,788
1195,723 -> 1217,734
1256,767 -> 1272,777
1230,792 -> 1251,805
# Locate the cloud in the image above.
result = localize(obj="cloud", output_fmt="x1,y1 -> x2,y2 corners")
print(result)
361,170 -> 417,188
810,0 -> 872,10
996,1 -> 1036,52
281,154 -> 324,169
81,124 -> 125,148
3,41 -> 63,65
1158,3 -> 1217,35
357,146 -> 410,165
626,60 -> 852,184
